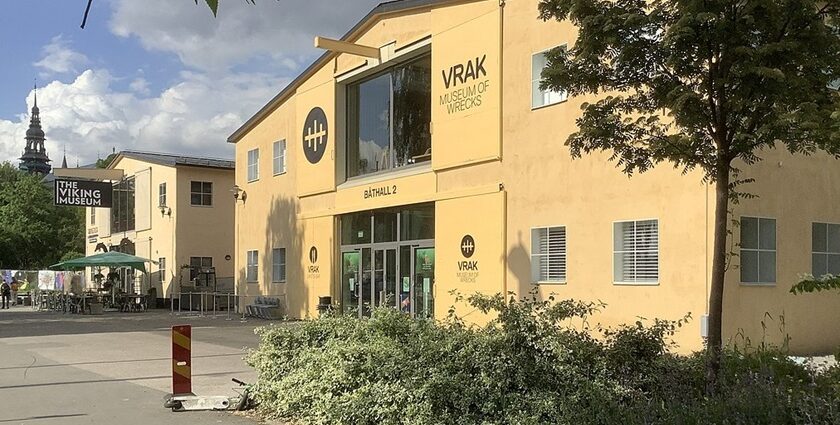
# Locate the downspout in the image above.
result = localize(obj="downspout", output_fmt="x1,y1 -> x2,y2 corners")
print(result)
499,0 -> 507,297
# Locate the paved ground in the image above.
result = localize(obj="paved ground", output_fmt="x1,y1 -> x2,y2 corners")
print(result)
0,306 -> 278,424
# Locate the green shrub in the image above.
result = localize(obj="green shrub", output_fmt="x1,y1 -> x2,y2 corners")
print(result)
246,293 -> 840,424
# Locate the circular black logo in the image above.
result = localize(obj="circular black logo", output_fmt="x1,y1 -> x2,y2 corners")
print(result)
302,107 -> 328,164
309,246 -> 318,264
460,235 -> 475,258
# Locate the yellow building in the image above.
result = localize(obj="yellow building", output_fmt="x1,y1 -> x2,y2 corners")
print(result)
228,0 -> 840,354
85,151 -> 236,303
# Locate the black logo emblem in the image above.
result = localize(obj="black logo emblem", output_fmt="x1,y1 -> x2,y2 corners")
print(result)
460,235 -> 475,258
302,107 -> 328,164
309,246 -> 318,264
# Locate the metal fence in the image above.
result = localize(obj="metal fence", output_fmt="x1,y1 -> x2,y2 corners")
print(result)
169,292 -> 272,321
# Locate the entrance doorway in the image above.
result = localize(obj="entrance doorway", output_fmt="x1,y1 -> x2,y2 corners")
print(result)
340,203 -> 434,318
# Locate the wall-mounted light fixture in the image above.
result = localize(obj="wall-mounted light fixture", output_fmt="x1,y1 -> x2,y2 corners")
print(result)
158,204 -> 172,217
231,185 -> 247,203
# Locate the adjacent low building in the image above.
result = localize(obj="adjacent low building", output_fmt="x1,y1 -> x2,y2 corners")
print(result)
227,0 -> 840,353
85,151 -> 235,304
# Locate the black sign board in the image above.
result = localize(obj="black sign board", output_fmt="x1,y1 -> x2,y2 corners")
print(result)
54,179 -> 113,208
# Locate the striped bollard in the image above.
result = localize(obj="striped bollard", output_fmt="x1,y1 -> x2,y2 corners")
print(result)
171,325 -> 192,395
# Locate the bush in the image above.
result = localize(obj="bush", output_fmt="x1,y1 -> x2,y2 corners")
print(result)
246,293 -> 840,424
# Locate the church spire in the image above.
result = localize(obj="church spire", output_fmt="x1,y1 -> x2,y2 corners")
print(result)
19,83 -> 51,175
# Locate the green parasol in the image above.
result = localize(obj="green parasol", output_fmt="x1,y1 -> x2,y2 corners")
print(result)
51,251 -> 157,273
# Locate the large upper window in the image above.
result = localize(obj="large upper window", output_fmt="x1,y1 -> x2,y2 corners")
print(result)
347,54 -> 431,178
812,222 -> 840,277
111,177 -> 135,233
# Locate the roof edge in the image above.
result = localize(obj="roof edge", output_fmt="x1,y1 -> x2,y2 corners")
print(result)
227,0 -> 471,144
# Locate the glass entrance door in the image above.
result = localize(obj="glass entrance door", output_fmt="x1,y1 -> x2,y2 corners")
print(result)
341,251 -> 361,315
413,247 -> 435,319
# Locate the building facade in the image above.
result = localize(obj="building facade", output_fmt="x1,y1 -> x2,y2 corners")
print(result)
85,151 -> 236,302
228,0 -> 840,354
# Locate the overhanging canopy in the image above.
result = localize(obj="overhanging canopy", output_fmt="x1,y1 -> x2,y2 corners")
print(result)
51,251 -> 156,273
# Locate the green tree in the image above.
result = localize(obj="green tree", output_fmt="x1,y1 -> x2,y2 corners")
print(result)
537,0 -> 840,391
0,162 -> 84,269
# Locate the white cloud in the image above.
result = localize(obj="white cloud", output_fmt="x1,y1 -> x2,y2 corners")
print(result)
0,69 -> 287,165
108,0 -> 380,71
33,35 -> 89,76
2,0 -> 383,167
129,77 -> 150,96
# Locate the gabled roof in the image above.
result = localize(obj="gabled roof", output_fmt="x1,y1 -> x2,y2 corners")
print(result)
114,150 -> 235,170
227,0 -> 465,144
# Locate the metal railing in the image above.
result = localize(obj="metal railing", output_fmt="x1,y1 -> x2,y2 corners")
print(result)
169,291 -> 252,321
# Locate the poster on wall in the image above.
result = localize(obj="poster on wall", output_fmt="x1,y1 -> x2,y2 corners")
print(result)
38,271 -> 56,291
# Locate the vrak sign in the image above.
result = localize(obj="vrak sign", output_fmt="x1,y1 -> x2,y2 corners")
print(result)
439,54 -> 490,115
54,179 -> 113,208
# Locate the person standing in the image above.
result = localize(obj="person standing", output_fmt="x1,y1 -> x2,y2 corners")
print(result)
1,280 -> 10,309
9,277 -> 18,306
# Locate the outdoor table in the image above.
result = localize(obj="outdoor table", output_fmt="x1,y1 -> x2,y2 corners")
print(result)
119,294 -> 147,312
78,294 -> 97,314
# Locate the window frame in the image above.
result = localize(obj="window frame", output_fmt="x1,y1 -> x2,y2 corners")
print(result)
272,140 -> 287,176
189,181 -> 213,207
739,216 -> 777,285
344,52 -> 432,180
247,148 -> 260,182
158,182 -> 167,207
612,218 -> 660,285
812,221 -> 840,277
89,207 -> 96,225
246,250 -> 259,283
531,45 -> 569,110
530,225 -> 567,284
159,257 -> 166,283
272,247 -> 286,283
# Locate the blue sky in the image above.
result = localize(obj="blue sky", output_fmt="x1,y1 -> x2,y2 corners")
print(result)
0,0 -> 379,165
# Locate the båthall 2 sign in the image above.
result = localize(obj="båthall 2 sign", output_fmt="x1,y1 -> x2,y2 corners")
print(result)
54,179 -> 113,207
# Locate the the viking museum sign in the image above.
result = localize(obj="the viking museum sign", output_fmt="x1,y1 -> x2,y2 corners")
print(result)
54,179 -> 113,207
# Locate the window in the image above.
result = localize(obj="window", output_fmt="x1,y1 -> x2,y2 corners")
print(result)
740,217 -> 776,284
158,182 -> 167,207
531,226 -> 567,283
272,248 -> 286,282
812,222 -> 840,277
247,148 -> 260,182
532,47 -> 568,109
89,207 -> 95,225
190,181 -> 212,206
159,257 -> 166,283
273,140 -> 287,175
111,177 -> 135,233
246,250 -> 259,282
347,54 -> 431,178
614,219 -> 659,284
189,256 -> 213,281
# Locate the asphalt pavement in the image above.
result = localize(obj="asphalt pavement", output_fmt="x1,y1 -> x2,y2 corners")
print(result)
0,306 -> 278,424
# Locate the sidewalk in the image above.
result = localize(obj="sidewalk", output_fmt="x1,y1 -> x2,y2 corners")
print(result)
0,307 -> 277,424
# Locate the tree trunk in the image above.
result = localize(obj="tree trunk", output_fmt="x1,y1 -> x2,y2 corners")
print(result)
705,165 -> 730,395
